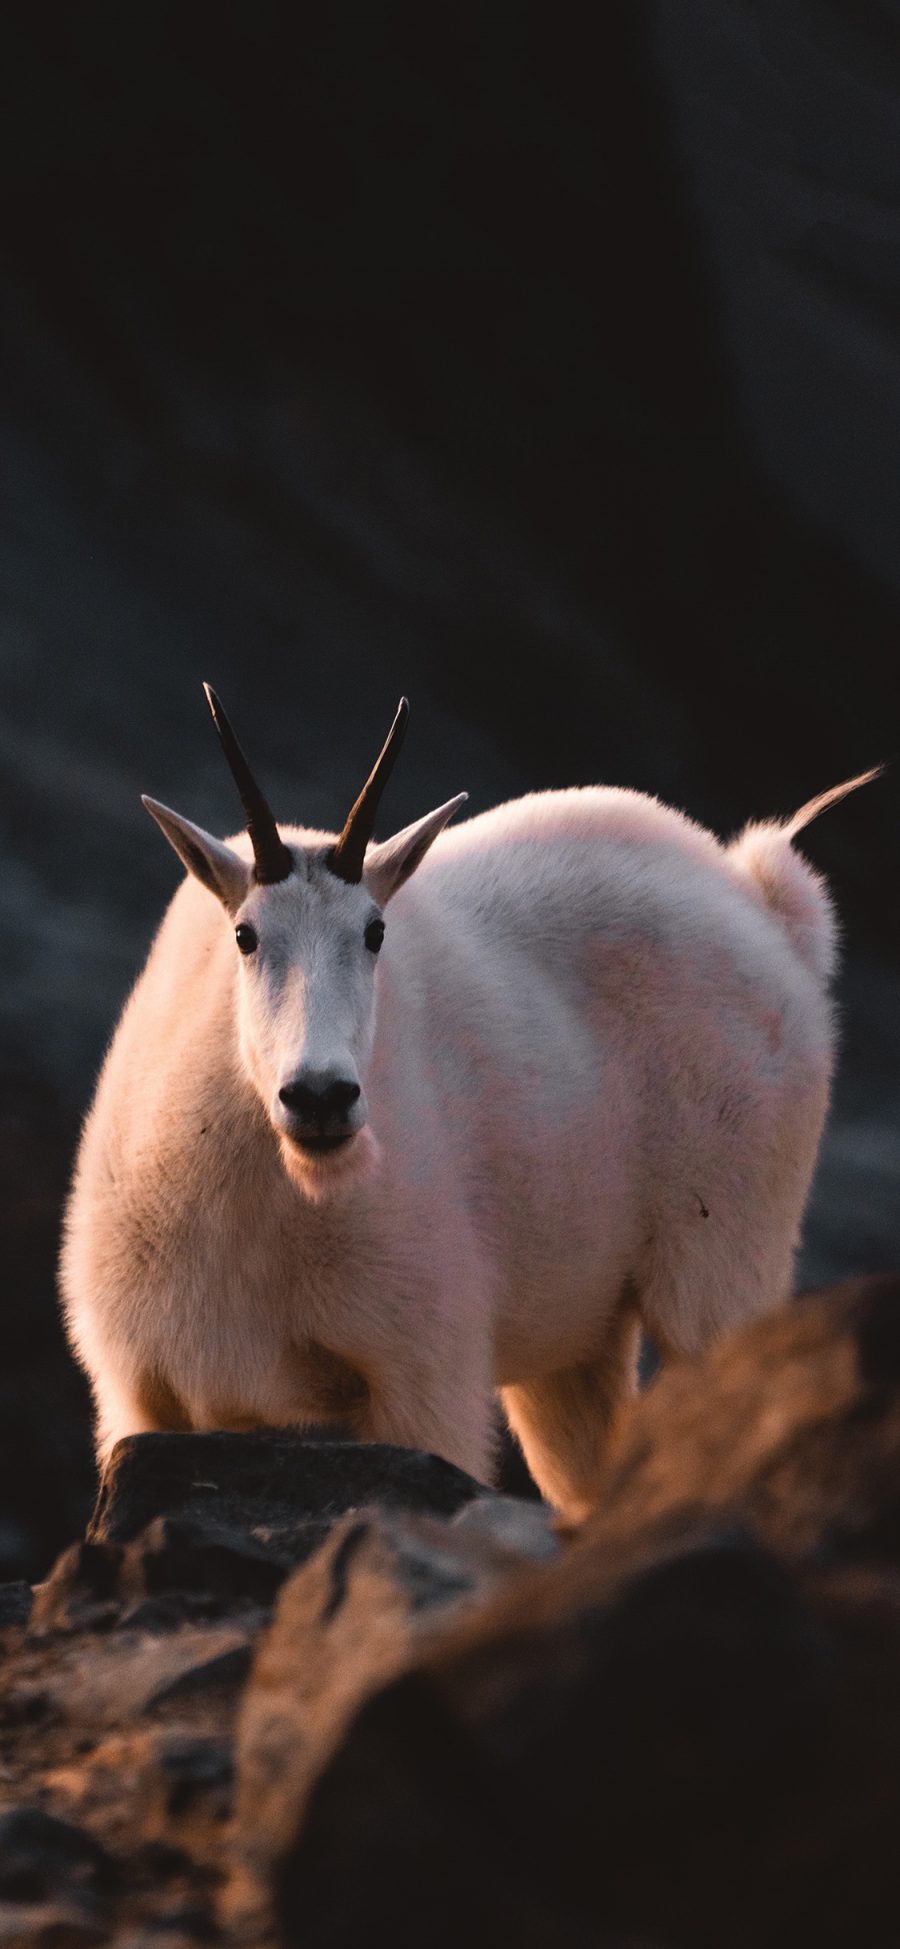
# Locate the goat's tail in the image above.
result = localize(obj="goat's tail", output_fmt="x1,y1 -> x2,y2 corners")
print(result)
726,766 -> 882,986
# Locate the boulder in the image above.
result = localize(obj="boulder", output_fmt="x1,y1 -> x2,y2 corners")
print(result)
125,1514 -> 296,1609
0,1805 -> 116,1946
271,1278 -> 900,1949
5,1280 -> 900,1946
229,1498 -> 555,1934
89,1431 -> 488,1545
0,1430 -> 542,1942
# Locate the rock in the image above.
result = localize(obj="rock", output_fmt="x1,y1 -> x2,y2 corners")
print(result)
43,1622 -> 254,1732
228,1500 -> 552,1936
125,1514 -> 296,1608
579,1271 -> 900,1571
144,1642 -> 253,1712
0,1683 -> 61,1731
0,1903 -> 108,1946
0,1432 -> 519,1941
0,1808 -> 115,1917
117,1592 -> 228,1634
0,1432 -> 532,1942
89,1432 -> 487,1547
452,1494 -> 559,1561
0,1581 -> 33,1628
6,1281 -> 900,1946
30,1543 -> 123,1634
269,1282 -> 900,1948
277,1528 -> 856,1949
106,1937 -> 198,1949
152,1733 -> 233,1821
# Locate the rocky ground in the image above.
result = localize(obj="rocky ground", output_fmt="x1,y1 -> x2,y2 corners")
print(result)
2,1273 -> 900,1947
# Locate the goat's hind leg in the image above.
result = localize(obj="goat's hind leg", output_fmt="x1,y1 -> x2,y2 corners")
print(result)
500,1298 -> 641,1522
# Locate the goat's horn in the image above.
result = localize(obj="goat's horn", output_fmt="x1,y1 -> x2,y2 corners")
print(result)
330,697 -> 410,884
203,683 -> 294,885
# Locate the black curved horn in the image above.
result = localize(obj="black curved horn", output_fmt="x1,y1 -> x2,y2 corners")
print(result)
203,683 -> 294,885
329,698 -> 410,884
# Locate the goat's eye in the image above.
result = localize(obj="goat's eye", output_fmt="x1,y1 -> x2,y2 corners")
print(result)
235,922 -> 259,956
364,917 -> 385,954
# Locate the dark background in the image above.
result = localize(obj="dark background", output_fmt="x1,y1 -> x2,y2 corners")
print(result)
2,1 -> 899,1581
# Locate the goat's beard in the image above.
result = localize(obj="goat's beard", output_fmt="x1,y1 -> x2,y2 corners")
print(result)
278,1125 -> 380,1203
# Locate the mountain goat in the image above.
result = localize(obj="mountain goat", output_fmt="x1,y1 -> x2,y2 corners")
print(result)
60,689 -> 877,1517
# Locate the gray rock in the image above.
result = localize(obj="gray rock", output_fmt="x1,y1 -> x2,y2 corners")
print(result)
127,1514 -> 299,1608
0,1807 -> 115,1910
452,1494 -> 560,1562
89,1432 -> 488,1547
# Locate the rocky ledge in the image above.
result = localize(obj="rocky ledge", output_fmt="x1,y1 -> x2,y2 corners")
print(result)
2,1275 -> 900,1947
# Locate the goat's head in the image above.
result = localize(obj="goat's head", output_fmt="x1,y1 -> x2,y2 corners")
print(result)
142,687 -> 466,1190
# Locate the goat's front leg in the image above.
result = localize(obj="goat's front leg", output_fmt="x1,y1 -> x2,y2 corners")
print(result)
93,1365 -> 193,1469
276,1314 -> 495,1484
357,1328 -> 497,1487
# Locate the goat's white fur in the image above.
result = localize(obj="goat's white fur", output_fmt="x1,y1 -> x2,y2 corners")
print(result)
60,762 -> 876,1517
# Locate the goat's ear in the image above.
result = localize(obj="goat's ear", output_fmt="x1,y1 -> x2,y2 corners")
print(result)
364,794 -> 467,906
142,797 -> 252,914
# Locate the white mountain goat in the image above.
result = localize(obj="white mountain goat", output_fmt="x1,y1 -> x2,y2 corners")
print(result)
60,689 -> 877,1517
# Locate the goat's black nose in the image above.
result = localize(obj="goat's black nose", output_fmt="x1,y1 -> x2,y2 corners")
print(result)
279,1077 -> 361,1123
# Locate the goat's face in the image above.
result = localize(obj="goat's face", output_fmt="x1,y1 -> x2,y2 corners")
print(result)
142,691 -> 465,1195
232,851 -> 383,1179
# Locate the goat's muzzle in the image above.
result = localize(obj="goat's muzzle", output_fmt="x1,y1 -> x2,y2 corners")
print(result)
276,1073 -> 364,1155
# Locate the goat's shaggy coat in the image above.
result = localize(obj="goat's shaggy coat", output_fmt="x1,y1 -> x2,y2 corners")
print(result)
60,756 -> 872,1518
